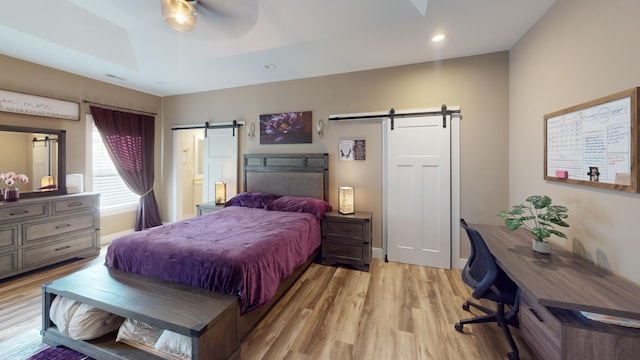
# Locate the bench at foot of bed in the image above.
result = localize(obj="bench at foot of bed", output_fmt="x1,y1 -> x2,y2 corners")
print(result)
41,265 -> 240,360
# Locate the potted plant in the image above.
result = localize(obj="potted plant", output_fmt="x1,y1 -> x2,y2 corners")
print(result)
496,195 -> 569,254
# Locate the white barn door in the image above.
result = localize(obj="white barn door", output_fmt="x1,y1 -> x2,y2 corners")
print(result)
386,113 -> 451,269
203,127 -> 238,203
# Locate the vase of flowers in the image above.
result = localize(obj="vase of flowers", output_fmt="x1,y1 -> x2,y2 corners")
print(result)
0,172 -> 29,202
496,195 -> 569,254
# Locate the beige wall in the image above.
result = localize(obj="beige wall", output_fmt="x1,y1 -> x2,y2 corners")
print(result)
0,54 -> 161,236
1,50 -> 511,264
161,52 -> 510,260
510,0 -> 640,284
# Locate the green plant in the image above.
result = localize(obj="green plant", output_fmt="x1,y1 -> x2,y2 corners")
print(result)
496,195 -> 569,242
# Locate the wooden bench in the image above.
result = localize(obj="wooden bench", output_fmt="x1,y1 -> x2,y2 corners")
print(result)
41,265 -> 239,360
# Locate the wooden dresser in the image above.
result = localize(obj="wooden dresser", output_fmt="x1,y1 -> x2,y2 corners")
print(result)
0,193 -> 100,280
321,210 -> 372,271
473,224 -> 640,360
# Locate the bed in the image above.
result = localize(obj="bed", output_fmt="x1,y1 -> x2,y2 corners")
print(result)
41,153 -> 330,360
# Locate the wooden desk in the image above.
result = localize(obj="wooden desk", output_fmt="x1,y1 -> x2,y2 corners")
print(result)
473,224 -> 640,360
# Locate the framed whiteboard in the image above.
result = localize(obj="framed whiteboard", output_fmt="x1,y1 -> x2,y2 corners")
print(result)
544,87 -> 639,193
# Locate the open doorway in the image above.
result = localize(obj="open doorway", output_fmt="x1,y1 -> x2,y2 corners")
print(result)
173,129 -> 204,221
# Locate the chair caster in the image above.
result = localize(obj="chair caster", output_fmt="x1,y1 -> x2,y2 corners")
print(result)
462,303 -> 470,311
507,351 -> 519,360
454,322 -> 464,332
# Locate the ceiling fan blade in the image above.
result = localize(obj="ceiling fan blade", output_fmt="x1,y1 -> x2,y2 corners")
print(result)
191,0 -> 258,40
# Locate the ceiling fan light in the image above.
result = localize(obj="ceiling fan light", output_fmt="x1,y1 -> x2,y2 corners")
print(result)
161,0 -> 197,32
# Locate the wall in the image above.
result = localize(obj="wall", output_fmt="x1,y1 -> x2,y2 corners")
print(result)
510,0 -> 640,284
0,54 -> 161,237
161,51 -> 510,261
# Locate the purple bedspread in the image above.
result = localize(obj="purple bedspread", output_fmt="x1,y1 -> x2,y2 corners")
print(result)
105,206 -> 321,314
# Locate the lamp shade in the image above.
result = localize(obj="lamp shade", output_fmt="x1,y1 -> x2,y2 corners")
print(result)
215,182 -> 227,205
338,186 -> 355,214
161,0 -> 197,32
40,176 -> 55,188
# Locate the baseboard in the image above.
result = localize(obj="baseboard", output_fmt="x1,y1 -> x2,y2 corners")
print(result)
100,229 -> 134,246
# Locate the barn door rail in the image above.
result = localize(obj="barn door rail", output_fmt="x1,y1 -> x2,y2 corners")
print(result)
328,105 -> 460,130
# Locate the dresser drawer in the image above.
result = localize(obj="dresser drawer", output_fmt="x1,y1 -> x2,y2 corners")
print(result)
0,203 -> 48,222
23,233 -> 97,268
326,221 -> 365,239
0,251 -> 19,275
52,196 -> 97,215
520,290 -> 561,360
23,213 -> 97,243
0,225 -> 18,251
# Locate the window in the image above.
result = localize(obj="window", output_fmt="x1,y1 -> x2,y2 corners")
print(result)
92,122 -> 139,211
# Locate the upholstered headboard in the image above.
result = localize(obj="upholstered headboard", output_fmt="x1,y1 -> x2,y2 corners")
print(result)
243,153 -> 329,201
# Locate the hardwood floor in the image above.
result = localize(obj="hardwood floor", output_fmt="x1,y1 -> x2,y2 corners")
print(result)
0,249 -> 538,359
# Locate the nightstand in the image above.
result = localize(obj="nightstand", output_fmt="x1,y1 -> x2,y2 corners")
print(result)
196,201 -> 225,216
321,210 -> 372,271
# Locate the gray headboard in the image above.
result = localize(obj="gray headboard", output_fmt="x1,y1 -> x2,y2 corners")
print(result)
243,153 -> 329,201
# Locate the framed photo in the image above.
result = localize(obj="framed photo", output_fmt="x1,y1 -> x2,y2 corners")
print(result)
259,111 -> 312,144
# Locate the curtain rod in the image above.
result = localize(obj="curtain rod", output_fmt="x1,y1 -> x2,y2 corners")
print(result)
82,99 -> 158,116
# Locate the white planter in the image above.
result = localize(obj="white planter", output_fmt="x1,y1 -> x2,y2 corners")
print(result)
532,239 -> 552,254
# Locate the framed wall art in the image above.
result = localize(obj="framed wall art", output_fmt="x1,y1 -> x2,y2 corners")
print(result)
0,89 -> 79,120
259,111 -> 312,144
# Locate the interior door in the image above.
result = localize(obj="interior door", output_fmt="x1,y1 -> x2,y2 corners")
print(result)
386,114 -> 451,269
203,126 -> 238,203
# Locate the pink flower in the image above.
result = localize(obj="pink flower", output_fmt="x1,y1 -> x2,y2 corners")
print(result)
0,172 -> 29,189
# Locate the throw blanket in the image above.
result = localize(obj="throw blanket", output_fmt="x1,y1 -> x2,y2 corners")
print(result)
105,206 -> 321,314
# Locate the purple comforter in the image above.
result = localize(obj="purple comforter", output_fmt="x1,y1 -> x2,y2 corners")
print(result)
105,206 -> 321,314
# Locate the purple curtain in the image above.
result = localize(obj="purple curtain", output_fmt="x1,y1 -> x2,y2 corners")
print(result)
90,106 -> 162,231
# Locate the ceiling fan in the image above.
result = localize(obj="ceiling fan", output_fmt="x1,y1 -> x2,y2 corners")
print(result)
161,0 -> 258,38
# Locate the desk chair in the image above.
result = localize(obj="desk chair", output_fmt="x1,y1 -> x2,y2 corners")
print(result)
457,219 -> 520,360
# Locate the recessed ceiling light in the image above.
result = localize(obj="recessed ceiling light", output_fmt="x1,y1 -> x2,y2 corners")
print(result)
432,34 -> 445,42
264,63 -> 277,70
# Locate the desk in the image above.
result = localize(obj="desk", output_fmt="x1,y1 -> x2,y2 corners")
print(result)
473,224 -> 640,360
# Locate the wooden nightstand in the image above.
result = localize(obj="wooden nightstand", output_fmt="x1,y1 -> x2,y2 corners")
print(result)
321,210 -> 372,271
196,201 -> 225,216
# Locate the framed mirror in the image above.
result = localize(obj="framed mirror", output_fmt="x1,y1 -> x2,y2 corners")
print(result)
0,125 -> 66,199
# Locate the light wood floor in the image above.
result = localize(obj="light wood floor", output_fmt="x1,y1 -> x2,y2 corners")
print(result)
0,249 -> 538,359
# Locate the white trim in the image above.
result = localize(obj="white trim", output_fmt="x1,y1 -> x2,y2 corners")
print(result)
100,229 -> 135,245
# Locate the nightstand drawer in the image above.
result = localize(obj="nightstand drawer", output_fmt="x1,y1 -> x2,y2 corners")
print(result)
326,221 -> 364,239
324,239 -> 366,262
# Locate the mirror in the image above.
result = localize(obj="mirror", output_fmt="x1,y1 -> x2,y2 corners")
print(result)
0,125 -> 66,199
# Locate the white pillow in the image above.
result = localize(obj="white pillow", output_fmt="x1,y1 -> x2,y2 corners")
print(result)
155,330 -> 192,359
68,303 -> 124,340
49,296 -> 81,334
116,318 -> 162,347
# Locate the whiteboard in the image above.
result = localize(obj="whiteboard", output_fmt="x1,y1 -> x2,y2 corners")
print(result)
544,88 -> 639,193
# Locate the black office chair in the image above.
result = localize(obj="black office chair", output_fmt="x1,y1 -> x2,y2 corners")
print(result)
456,219 -> 520,360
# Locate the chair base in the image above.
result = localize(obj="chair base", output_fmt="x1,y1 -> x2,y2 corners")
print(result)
455,300 -> 520,360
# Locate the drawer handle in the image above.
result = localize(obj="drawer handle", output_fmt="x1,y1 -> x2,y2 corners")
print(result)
54,245 -> 71,252
55,223 -> 72,229
9,210 -> 29,216
529,308 -> 544,322
67,202 -> 83,207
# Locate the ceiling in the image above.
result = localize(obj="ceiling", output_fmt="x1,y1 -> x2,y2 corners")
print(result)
0,0 -> 556,97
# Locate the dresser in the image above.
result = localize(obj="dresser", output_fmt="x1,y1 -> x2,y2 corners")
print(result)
321,210 -> 372,271
0,193 -> 100,279
474,224 -> 640,360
